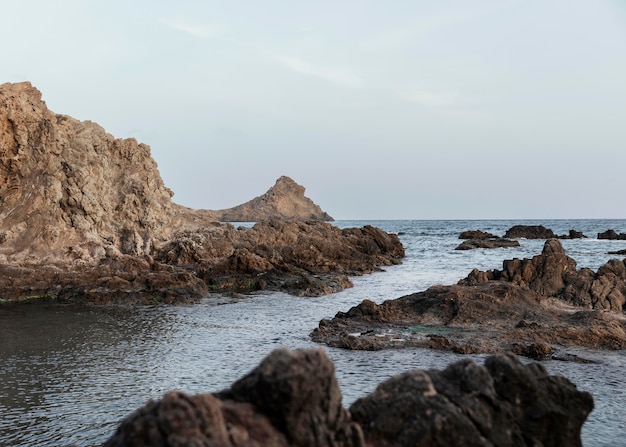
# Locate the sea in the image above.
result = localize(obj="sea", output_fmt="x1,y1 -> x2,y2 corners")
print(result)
1,219 -> 625,447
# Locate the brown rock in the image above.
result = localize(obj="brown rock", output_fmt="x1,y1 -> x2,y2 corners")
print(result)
455,238 -> 520,250
214,176 -> 334,222
312,240 -> 626,357
458,230 -> 497,239
504,225 -> 556,239
105,349 -> 593,447
0,82 -> 404,302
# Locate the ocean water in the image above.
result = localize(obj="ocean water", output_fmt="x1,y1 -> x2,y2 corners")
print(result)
1,219 -> 625,446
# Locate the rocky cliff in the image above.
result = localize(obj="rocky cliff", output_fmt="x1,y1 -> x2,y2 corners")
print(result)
0,82 -> 403,302
105,348 -> 593,447
213,176 -> 334,222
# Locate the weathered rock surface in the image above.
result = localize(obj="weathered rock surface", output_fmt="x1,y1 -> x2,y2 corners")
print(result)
455,238 -> 520,250
312,239 -> 626,358
105,348 -> 593,447
0,82 -> 403,302
213,176 -> 333,222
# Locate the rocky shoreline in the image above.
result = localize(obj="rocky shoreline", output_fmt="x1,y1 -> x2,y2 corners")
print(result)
311,239 -> 626,360
0,82 -> 403,303
104,348 -> 593,447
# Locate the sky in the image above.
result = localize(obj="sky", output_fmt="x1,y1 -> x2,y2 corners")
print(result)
2,0 -> 625,219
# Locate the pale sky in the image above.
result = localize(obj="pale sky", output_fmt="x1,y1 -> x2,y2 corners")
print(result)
2,0 -> 625,219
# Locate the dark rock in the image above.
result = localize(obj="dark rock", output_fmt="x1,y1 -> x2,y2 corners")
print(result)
455,238 -> 520,250
558,229 -> 587,239
504,225 -> 556,239
608,248 -> 626,255
312,239 -> 626,356
458,230 -> 497,239
105,348 -> 593,447
598,229 -> 626,240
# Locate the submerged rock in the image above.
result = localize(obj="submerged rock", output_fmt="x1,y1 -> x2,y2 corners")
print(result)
0,82 -> 403,303
105,348 -> 593,447
312,239 -> 626,357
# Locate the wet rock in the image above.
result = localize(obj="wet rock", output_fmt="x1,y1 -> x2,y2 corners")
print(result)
105,349 -> 593,447
598,229 -> 626,240
558,229 -> 587,239
455,238 -> 520,250
608,248 -> 626,255
504,225 -> 556,239
458,230 -> 497,239
105,348 -> 364,447
312,240 -> 626,356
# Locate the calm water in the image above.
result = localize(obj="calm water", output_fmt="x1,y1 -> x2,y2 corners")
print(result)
1,220 -> 625,446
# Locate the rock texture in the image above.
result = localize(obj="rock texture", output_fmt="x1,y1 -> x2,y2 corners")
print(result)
312,239 -> 626,358
105,348 -> 593,447
0,82 -> 403,302
213,176 -> 333,222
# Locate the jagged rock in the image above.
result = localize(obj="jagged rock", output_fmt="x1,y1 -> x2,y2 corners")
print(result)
504,225 -> 556,239
0,82 -> 403,302
598,229 -> 626,240
455,238 -> 520,250
104,348 -> 593,447
214,176 -> 333,222
458,230 -> 497,239
311,240 -> 626,357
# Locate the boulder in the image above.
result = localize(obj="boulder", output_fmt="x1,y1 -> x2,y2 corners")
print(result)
458,230 -> 497,239
504,225 -> 556,239
104,348 -> 593,447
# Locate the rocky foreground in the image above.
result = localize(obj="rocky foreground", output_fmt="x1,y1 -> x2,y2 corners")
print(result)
0,82 -> 403,303
312,239 -> 626,359
104,348 -> 593,447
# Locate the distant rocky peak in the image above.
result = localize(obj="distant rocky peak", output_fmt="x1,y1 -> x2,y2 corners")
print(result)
214,176 -> 334,222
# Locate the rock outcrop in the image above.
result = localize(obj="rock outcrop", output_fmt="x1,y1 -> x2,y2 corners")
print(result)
455,238 -> 520,250
0,82 -> 403,302
598,229 -> 626,240
312,239 -> 626,358
459,230 -> 497,239
105,348 -> 593,447
213,176 -> 333,222
504,225 -> 557,239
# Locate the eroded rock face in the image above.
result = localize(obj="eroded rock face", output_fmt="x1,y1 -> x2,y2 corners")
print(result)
0,82 -> 178,259
214,176 -> 334,222
0,82 -> 403,302
105,348 -> 593,447
312,240 -> 626,357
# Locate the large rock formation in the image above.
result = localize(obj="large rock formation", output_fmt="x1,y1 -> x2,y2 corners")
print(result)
213,176 -> 333,222
312,239 -> 626,358
104,348 -> 593,447
0,82 -> 403,302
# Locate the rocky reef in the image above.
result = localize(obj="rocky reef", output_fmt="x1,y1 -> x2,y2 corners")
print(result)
0,82 -> 403,303
312,239 -> 626,358
104,348 -> 593,447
